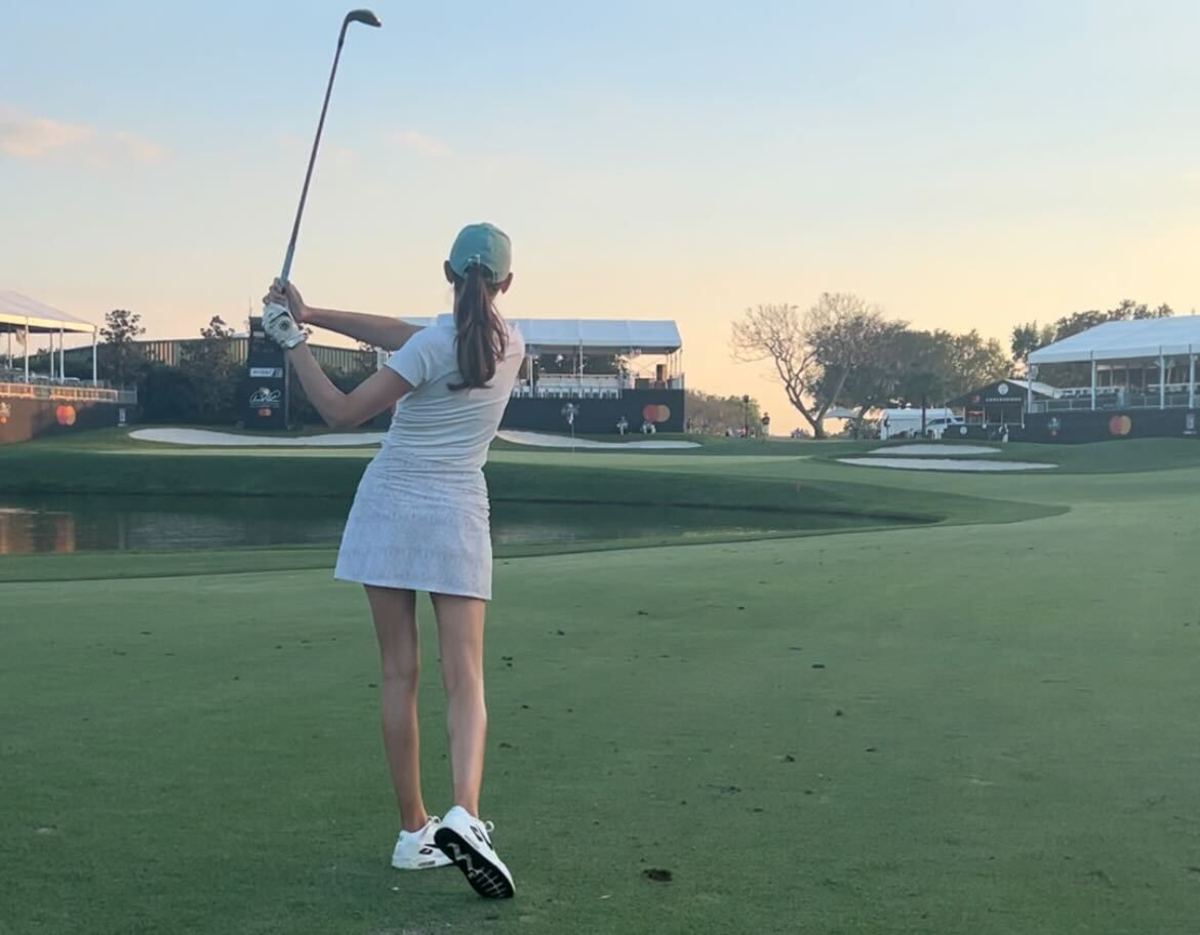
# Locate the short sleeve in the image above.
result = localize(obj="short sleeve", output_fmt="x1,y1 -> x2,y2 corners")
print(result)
386,329 -> 433,387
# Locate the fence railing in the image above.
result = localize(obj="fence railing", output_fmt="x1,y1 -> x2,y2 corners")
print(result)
1029,384 -> 1196,413
0,381 -> 136,404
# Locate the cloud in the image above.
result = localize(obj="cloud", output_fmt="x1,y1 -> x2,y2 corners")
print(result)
390,129 -> 453,158
111,131 -> 169,166
0,107 -> 92,158
0,104 -> 168,166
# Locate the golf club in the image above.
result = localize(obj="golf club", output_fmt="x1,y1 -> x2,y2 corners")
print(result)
278,8 -> 382,284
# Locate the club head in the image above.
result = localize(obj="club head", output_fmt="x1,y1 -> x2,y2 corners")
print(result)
344,8 -> 382,27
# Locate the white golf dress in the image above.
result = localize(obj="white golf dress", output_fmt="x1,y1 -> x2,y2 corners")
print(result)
334,315 -> 524,600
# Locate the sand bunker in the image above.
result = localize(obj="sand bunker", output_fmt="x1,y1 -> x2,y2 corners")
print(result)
871,444 -> 999,456
840,457 -> 1054,472
497,431 -> 699,450
129,429 -> 384,447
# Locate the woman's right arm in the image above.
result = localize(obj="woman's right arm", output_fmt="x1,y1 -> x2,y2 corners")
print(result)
266,281 -> 421,351
304,305 -> 421,351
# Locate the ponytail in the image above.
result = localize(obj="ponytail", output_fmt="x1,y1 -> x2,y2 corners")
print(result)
449,263 -> 508,390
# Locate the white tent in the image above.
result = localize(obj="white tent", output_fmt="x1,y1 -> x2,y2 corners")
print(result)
0,290 -> 99,384
1027,316 -> 1200,411
403,315 -> 682,354
1028,316 -> 1200,365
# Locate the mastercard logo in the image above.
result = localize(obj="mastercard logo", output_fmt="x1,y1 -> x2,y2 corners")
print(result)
642,404 -> 671,423
55,405 -> 77,427
1108,415 -> 1132,437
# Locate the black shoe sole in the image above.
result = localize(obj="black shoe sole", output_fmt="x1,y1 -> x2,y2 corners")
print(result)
433,827 -> 515,899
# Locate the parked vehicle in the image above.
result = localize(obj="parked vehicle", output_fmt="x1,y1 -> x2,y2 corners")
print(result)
879,408 -> 964,440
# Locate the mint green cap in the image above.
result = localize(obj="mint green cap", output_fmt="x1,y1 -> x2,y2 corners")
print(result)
448,222 -> 512,283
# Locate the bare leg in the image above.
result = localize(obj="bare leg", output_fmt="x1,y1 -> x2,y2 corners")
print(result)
430,593 -> 488,816
365,585 -> 428,833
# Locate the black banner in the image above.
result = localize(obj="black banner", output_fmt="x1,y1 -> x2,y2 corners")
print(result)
0,396 -> 126,445
242,316 -> 288,430
501,390 -> 685,434
1025,409 -> 1199,443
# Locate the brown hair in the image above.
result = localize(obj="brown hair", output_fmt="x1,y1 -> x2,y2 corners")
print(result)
449,263 -> 508,390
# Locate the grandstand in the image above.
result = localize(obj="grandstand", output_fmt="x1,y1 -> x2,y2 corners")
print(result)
385,315 -> 684,433
1024,316 -> 1200,441
465,316 -> 682,433
1,292 -> 134,444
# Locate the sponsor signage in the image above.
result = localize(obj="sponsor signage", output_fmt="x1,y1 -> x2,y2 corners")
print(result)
249,387 -> 282,410
243,315 -> 288,429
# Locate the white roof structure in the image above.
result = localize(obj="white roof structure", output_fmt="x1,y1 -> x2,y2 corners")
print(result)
0,290 -> 96,335
1029,316 -> 1200,365
405,315 -> 681,355
1004,378 -> 1060,398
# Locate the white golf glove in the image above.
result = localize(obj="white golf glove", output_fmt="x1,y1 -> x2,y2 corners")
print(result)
263,302 -> 307,349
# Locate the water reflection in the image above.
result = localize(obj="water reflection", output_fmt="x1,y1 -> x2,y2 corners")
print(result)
0,496 -> 349,555
0,507 -> 78,554
0,494 -> 861,556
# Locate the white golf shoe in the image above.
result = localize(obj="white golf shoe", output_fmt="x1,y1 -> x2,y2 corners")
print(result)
433,805 -> 516,899
391,816 -> 452,870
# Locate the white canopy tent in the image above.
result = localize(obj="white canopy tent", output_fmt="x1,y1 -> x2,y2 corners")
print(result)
1027,316 -> 1200,411
402,315 -> 682,354
0,291 -> 99,385
400,315 -> 684,396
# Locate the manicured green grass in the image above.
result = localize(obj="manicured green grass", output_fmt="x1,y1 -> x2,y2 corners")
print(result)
3,433 -> 1200,933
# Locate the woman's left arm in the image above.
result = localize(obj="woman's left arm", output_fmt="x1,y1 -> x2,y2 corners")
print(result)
287,343 -> 412,428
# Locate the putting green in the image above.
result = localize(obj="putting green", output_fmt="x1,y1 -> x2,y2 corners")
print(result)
2,435 -> 1198,934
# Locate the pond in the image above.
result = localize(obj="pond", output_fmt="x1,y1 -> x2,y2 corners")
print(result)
0,494 -> 884,556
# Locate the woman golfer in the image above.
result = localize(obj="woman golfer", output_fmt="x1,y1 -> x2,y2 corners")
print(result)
262,222 -> 523,899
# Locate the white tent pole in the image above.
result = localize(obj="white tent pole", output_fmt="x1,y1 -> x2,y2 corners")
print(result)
1027,366 -> 1034,415
1159,351 -> 1166,410
92,328 -> 98,386
24,322 -> 29,381
1090,356 -> 1096,411
1189,347 -> 1195,410
59,327 -> 65,382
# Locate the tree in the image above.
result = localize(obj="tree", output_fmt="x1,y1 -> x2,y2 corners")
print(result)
140,363 -> 199,423
822,327 -> 1010,436
1113,299 -> 1173,321
944,330 -> 1010,399
180,316 -> 241,423
98,309 -> 146,385
815,320 -> 909,436
732,294 -> 889,438
806,293 -> 893,414
1010,321 -> 1056,366
683,390 -> 761,435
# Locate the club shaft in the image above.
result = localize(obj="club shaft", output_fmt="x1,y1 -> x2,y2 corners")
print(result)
280,29 -> 348,283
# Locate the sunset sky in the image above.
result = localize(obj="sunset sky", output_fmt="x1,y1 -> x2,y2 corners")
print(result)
3,0 -> 1199,430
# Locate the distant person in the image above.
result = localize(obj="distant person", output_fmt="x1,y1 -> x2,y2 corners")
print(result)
262,223 -> 522,899
617,415 -> 628,435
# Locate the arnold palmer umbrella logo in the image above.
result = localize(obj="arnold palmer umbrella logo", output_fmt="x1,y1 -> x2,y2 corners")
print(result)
0,401 -> 9,425
249,387 -> 281,409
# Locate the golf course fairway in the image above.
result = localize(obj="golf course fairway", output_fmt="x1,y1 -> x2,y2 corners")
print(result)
2,433 -> 1198,934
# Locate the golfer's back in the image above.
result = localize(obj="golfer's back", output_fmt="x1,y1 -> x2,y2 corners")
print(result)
381,317 -> 524,471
